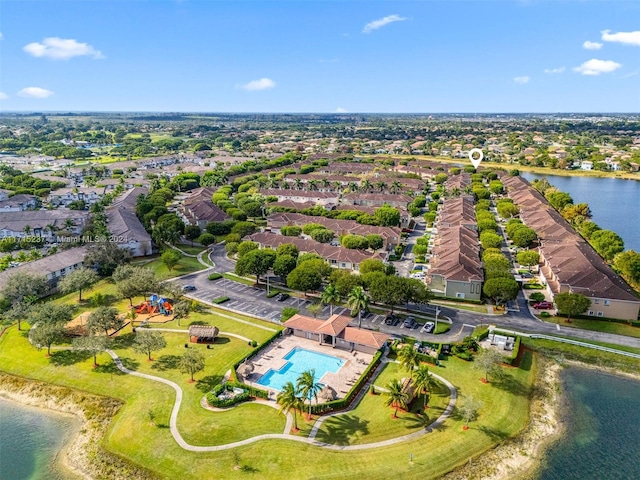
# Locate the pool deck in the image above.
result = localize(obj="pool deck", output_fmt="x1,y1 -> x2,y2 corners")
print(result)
240,336 -> 373,401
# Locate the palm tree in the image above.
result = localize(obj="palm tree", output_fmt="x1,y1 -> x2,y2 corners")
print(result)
384,379 -> 409,418
321,284 -> 340,315
348,286 -> 370,329
296,370 -> 322,419
376,181 -> 388,192
390,181 -> 403,194
398,345 -> 420,379
321,178 -> 330,189
294,178 -> 303,190
348,182 -> 358,193
333,181 -> 343,192
413,364 -> 434,410
360,179 -> 373,192
308,179 -> 318,191
276,382 -> 301,431
281,180 -> 290,190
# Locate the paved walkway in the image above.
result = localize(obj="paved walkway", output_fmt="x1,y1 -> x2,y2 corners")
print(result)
105,349 -> 458,452
166,243 -> 212,269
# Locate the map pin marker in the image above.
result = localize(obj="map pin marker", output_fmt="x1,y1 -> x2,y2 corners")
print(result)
469,148 -> 484,169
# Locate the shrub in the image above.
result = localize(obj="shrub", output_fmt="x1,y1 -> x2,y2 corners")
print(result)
213,296 -> 230,304
540,311 -> 551,318
529,292 -> 545,302
281,307 -> 298,322
208,273 -> 222,281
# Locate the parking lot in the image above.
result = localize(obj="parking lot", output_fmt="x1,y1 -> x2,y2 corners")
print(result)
185,277 -> 316,323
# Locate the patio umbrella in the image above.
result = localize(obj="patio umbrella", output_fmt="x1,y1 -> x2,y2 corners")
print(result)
320,385 -> 336,401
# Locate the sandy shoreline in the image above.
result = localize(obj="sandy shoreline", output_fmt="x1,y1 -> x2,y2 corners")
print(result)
0,383 -> 93,480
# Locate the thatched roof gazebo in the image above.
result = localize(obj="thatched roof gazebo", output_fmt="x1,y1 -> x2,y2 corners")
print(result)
320,385 -> 336,402
189,325 -> 219,343
238,361 -> 254,379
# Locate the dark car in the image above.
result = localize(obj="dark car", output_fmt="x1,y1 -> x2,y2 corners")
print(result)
275,293 -> 290,302
360,309 -> 370,318
533,301 -> 554,309
182,285 -> 196,292
403,316 -> 416,329
520,273 -> 534,279
384,314 -> 398,326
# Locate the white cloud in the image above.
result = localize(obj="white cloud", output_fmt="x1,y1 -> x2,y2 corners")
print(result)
335,107 -> 348,113
544,67 -> 565,74
18,87 -> 54,98
573,59 -> 622,76
513,76 -> 530,84
0,33 -> 3,40
362,14 -> 407,34
601,30 -> 640,47
23,37 -> 104,60
237,78 -> 276,91
0,92 -> 8,100
583,41 -> 603,50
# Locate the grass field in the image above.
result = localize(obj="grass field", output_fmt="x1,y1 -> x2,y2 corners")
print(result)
523,336 -> 640,374
132,255 -> 206,280
544,317 -> 640,339
0,310 -> 538,480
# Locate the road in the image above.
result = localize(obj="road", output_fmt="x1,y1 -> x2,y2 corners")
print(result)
175,243 -> 640,349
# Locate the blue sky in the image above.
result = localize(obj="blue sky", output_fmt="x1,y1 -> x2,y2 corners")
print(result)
1,0 -> 639,112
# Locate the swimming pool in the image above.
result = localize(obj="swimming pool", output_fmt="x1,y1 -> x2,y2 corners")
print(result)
256,347 -> 345,391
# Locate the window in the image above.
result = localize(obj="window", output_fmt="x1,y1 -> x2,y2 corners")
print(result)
604,300 -> 610,306
588,310 -> 594,316
597,312 -> 604,317
341,263 -> 346,268
456,292 -> 465,299
594,299 -> 599,304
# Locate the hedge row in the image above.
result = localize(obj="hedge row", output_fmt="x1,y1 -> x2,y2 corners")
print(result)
212,296 -> 230,304
309,349 -> 383,415
503,336 -> 522,366
208,273 -> 222,281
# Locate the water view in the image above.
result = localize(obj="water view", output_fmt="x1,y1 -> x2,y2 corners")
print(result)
522,173 -> 640,252
0,398 -> 80,480
535,367 -> 640,480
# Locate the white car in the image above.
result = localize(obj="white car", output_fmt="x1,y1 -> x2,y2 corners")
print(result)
410,272 -> 425,279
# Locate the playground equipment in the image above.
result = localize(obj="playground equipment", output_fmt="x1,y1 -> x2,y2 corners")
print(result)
135,294 -> 173,317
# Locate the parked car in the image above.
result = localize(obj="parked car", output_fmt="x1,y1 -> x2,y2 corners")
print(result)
410,272 -> 425,279
275,293 -> 290,302
360,309 -> 370,318
384,314 -> 398,326
403,316 -> 416,329
182,285 -> 196,292
533,301 -> 554,309
520,273 -> 534,279
423,321 -> 435,333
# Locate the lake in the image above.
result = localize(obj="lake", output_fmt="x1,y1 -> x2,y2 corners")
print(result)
522,172 -> 640,252
535,367 -> 640,480
0,398 -> 80,480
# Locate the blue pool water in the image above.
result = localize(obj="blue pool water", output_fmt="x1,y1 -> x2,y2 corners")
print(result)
256,347 -> 345,391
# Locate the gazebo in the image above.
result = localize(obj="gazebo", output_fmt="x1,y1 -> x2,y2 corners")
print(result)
189,325 -> 219,344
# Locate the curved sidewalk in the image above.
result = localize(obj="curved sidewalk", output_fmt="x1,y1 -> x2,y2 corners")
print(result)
106,350 -> 457,452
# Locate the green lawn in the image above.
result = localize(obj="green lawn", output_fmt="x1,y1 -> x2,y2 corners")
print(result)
132,255 -> 206,280
544,317 -> 640,339
309,362 -> 450,445
0,315 -> 539,480
523,336 -> 640,373
176,244 -> 206,256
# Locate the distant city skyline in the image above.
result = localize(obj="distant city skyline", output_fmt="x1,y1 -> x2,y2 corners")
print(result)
1,0 -> 639,113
